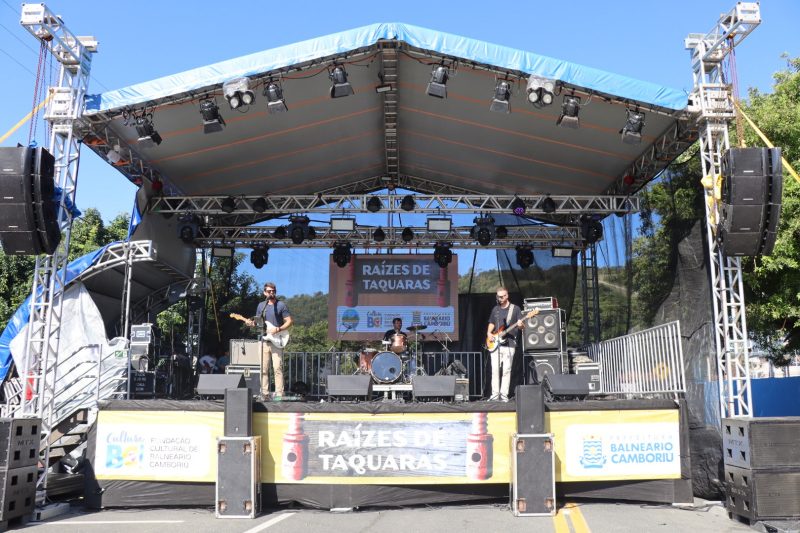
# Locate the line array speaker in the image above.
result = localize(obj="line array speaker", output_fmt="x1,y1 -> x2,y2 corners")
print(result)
522,308 -> 565,353
718,147 -> 783,257
0,146 -> 60,255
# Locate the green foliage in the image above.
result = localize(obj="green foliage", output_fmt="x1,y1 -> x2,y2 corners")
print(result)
458,267 -> 502,293
0,253 -> 35,327
284,292 -> 328,326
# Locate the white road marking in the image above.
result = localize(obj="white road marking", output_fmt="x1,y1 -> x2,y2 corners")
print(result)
242,512 -> 295,533
43,520 -> 185,525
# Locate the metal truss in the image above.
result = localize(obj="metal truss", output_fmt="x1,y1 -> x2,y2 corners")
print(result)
72,241 -> 155,282
685,2 -> 760,420
378,41 -> 400,183
18,3 -> 97,494
195,224 -> 585,250
317,174 -> 485,197
149,194 -> 638,217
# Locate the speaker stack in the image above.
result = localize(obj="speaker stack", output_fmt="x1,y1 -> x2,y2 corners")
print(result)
521,303 -> 566,385
0,146 -> 60,255
0,418 -> 40,523
216,389 -> 260,518
723,417 -> 800,524
718,147 -> 783,257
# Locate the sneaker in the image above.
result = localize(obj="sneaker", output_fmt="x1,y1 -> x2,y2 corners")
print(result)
488,394 -> 501,401
499,394 -> 510,402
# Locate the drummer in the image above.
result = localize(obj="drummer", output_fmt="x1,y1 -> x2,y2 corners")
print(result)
383,317 -> 407,345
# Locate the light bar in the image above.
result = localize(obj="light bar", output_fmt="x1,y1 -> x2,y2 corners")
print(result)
426,217 -> 452,232
330,217 -> 356,232
552,246 -> 574,258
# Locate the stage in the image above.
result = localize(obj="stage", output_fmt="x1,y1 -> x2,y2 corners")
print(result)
84,397 -> 692,509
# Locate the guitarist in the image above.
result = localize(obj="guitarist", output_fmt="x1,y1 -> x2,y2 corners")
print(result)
245,282 -> 293,398
486,287 -> 524,402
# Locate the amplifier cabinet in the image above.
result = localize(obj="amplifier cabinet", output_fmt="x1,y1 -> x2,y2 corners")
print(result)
229,339 -> 262,366
723,417 -> 800,469
0,418 -> 39,470
511,434 -> 555,516
216,436 -> 261,518
0,464 -> 37,521
724,464 -> 800,522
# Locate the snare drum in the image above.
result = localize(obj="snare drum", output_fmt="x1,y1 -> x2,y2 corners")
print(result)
359,348 -> 378,373
371,351 -> 403,383
389,333 -> 407,354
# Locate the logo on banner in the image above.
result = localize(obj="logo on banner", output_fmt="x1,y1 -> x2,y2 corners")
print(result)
104,430 -> 146,469
366,311 -> 382,328
579,436 -> 606,469
341,309 -> 359,328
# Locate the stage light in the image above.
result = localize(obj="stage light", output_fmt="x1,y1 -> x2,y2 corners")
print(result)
526,75 -> 556,106
306,226 -> 316,240
510,196 -> 526,216
375,83 -> 393,93
552,246 -> 574,258
620,109 -> 646,144
331,217 -> 356,232
332,242 -> 352,268
329,65 -> 354,98
433,242 -> 453,268
252,197 -> 267,213
541,196 -> 557,214
220,197 -> 236,214
373,227 -> 386,242
400,195 -> 416,212
401,227 -> 414,242
426,217 -> 452,232
199,99 -> 225,134
516,246 -> 534,268
495,226 -> 508,239
272,226 -> 287,239
366,195 -> 382,213
250,247 -> 268,269
135,116 -> 162,147
580,216 -> 603,244
426,65 -> 449,98
471,216 -> 495,246
490,80 -> 512,113
264,82 -> 288,114
223,77 -> 255,109
557,95 -> 581,129
177,214 -> 199,244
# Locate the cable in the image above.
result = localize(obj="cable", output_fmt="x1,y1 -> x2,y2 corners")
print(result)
0,21 -> 40,56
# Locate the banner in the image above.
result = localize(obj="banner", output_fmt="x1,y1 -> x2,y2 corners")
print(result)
328,254 -> 459,341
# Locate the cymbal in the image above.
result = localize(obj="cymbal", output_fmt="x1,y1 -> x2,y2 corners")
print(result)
406,324 -> 427,331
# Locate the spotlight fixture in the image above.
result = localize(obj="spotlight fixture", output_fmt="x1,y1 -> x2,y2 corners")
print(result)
620,109 -> 646,144
516,246 -> 534,268
401,227 -> 414,242
223,77 -> 255,110
264,81 -> 288,114
510,196 -> 526,216
525,75 -> 556,106
330,217 -> 356,232
471,216 -> 496,246
251,197 -> 267,213
250,247 -> 268,269
400,195 -> 416,212
135,116 -> 162,147
272,226 -> 287,239
199,99 -> 226,134
176,214 -> 199,244
332,242 -> 352,268
329,65 -> 354,98
552,246 -> 574,258
366,195 -> 382,213
426,65 -> 449,98
495,226 -> 508,239
220,196 -> 236,214
426,217 -> 452,232
557,95 -> 581,129
490,80 -> 512,113
541,196 -> 557,214
433,242 -> 453,268
580,215 -> 604,244
372,227 -> 386,242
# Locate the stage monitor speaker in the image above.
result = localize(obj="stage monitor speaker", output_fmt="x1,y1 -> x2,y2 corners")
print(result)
522,308 -> 565,353
543,374 -> 591,400
412,376 -> 456,401
224,388 -> 252,437
326,375 -> 372,400
216,436 -> 261,518
196,374 -> 246,397
516,385 -> 545,434
525,353 -> 562,385
511,434 -> 555,516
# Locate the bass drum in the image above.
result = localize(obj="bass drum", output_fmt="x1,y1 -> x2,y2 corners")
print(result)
370,351 -> 403,384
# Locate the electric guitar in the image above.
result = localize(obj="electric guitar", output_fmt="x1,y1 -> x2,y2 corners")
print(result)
485,309 -> 538,352
230,312 -> 291,348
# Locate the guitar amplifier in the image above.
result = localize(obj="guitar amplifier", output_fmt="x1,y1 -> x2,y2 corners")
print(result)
230,339 -> 261,366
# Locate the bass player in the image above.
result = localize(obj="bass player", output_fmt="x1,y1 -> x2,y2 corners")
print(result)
486,287 -> 527,402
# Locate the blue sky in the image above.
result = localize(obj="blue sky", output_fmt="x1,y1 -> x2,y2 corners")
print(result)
1,0 -> 798,296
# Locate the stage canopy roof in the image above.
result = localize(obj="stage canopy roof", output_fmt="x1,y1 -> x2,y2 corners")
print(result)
80,23 -> 697,207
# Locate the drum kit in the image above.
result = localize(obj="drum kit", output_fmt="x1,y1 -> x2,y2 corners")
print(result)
358,324 -> 428,384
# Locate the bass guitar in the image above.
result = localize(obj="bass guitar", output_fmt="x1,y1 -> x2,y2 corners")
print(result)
230,312 -> 291,348
485,309 -> 538,352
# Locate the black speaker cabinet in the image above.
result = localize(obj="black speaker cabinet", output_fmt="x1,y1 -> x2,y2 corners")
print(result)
516,385 -> 545,434
224,388 -> 252,437
525,353 -> 563,385
216,436 -> 261,519
226,366 -> 261,397
412,376 -> 456,401
543,374 -> 591,400
196,374 -> 246,397
725,464 -> 800,523
0,465 -> 36,521
0,418 -> 40,470
522,308 -> 565,353
723,417 -> 800,469
326,375 -> 372,400
512,434 -> 555,516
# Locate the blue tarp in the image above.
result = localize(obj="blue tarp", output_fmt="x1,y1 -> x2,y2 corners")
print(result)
85,22 -> 687,113
0,244 -> 114,381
